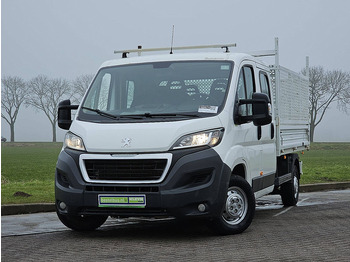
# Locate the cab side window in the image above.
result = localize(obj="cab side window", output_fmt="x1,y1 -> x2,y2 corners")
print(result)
236,66 -> 255,116
259,72 -> 271,100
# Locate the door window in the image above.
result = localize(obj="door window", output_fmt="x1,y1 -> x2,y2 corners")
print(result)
259,72 -> 271,100
236,66 -> 255,117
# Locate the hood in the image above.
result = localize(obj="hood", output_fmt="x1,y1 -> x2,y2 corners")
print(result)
69,117 -> 223,153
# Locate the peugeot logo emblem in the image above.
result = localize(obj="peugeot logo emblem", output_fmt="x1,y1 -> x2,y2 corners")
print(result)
121,138 -> 132,148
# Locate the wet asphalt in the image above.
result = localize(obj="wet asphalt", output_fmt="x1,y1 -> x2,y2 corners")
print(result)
2,190 -> 350,261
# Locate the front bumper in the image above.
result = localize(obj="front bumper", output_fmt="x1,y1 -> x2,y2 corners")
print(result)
55,147 -> 231,218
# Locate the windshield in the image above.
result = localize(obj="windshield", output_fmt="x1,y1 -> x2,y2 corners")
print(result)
79,61 -> 233,122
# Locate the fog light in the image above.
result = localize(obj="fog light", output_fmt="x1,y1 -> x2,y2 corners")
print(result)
198,204 -> 206,212
59,201 -> 67,210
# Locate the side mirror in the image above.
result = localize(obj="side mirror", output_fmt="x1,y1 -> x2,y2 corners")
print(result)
58,100 -> 79,130
235,93 -> 272,126
251,93 -> 272,126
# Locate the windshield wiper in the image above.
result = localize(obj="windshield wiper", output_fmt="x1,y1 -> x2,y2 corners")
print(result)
143,113 -> 200,118
81,107 -> 200,120
82,107 -> 117,119
82,107 -> 144,120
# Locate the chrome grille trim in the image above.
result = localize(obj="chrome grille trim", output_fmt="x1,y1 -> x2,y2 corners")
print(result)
79,153 -> 172,184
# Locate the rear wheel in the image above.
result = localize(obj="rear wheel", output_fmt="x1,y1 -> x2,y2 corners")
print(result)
211,175 -> 255,235
56,209 -> 108,231
280,163 -> 299,206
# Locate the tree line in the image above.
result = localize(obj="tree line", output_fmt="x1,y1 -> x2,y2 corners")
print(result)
2,68 -> 350,142
1,74 -> 94,142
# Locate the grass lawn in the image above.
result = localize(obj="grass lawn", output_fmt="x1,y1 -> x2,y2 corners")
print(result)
1,142 -> 350,205
1,142 -> 62,204
300,143 -> 350,184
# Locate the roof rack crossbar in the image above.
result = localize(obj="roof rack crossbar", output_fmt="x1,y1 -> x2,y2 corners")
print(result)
114,44 -> 237,58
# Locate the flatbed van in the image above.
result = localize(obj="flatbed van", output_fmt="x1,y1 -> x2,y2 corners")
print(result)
56,38 -> 309,234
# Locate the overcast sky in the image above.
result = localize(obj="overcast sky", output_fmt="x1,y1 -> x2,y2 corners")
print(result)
1,0 -> 350,142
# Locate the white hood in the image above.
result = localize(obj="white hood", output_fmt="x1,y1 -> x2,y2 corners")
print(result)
69,117 -> 223,153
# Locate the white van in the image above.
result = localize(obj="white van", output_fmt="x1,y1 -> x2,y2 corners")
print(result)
56,38 -> 309,234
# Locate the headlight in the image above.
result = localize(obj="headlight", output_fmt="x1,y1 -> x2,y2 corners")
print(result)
64,132 -> 85,151
171,129 -> 224,150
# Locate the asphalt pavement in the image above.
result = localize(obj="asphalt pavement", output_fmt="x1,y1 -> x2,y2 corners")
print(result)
2,188 -> 350,237
2,189 -> 350,261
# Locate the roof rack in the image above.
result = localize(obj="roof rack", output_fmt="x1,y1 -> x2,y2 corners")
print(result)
114,44 -> 237,58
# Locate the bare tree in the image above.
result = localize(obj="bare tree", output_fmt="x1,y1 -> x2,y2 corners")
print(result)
306,67 -> 350,142
1,76 -> 28,142
72,74 -> 94,103
26,75 -> 72,142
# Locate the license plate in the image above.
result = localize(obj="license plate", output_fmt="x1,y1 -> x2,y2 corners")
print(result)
98,194 -> 146,208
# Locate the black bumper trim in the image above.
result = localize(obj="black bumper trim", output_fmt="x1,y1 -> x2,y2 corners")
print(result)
55,147 -> 231,218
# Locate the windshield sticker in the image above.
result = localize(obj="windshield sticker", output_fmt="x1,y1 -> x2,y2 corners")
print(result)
221,65 -> 230,70
198,105 -> 218,113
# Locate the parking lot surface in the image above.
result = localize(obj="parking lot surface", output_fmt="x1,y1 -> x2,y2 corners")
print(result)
2,190 -> 350,261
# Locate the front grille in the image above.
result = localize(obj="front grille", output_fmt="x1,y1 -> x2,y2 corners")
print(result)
84,159 -> 167,181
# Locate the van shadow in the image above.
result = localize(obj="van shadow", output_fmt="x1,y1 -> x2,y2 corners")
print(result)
66,218 -> 218,240
64,199 -> 283,240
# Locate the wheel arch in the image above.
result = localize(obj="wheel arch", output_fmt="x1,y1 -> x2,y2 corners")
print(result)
231,163 -> 246,180
277,153 -> 300,179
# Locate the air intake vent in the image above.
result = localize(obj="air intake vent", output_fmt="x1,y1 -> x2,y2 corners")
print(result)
85,185 -> 159,193
84,159 -> 167,181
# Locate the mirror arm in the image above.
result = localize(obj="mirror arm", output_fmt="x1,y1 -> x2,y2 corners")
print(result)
238,98 -> 267,106
59,104 -> 79,110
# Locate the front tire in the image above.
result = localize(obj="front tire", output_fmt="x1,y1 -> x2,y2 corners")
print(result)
211,175 -> 255,235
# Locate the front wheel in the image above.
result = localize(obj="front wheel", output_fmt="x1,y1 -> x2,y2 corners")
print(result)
211,175 -> 255,235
